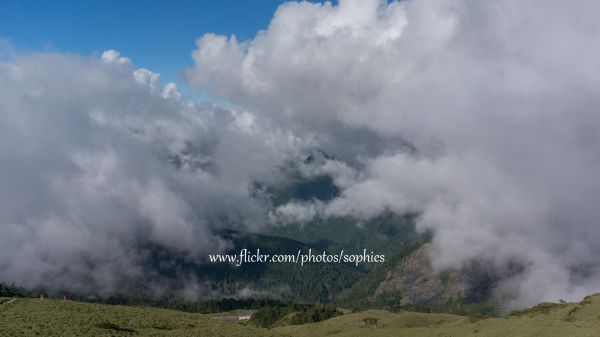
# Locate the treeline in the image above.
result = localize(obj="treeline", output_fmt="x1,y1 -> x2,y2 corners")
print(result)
1,281 -> 292,314
86,295 -> 287,314
0,282 -> 29,297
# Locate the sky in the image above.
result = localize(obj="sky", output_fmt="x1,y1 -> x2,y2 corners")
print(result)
2,0 -> 600,309
0,0 -> 329,88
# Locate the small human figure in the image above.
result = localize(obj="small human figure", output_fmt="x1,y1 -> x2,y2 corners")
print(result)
63,295 -> 68,301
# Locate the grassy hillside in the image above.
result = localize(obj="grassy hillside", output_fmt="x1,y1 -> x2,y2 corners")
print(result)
3,294 -> 600,336
0,298 -> 275,337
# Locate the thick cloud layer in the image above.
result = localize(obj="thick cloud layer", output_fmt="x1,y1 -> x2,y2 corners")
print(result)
3,0 -> 600,308
188,0 -> 600,307
0,51 -> 304,294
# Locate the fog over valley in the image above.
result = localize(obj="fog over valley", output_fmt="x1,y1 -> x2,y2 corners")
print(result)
2,0 -> 600,309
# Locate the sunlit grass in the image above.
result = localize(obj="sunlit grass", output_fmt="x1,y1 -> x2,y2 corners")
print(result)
2,294 -> 600,336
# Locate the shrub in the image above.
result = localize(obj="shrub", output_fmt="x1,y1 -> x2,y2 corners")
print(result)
250,304 -> 342,328
290,305 -> 341,325
248,306 -> 288,328
362,317 -> 378,327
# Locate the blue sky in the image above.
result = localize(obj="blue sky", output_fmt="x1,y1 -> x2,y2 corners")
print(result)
0,0 -> 329,88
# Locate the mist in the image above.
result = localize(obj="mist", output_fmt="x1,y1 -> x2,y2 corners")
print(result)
2,0 -> 600,308
0,50 -> 305,295
187,0 -> 600,307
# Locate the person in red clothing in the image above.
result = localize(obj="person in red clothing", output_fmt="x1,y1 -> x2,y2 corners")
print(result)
63,295 -> 68,301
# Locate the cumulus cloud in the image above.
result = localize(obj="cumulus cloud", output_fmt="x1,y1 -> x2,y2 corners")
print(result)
100,49 -> 131,65
188,0 -> 600,307
133,68 -> 161,91
0,51 -> 303,295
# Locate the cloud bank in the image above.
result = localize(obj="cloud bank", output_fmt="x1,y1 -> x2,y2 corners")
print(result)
188,0 -> 600,307
0,50 -> 305,295
2,0 -> 600,308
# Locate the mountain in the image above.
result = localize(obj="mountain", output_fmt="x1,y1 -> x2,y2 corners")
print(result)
200,230 -> 366,302
1,149 -> 501,314
375,243 -> 468,305
95,229 -> 367,304
254,150 -> 501,313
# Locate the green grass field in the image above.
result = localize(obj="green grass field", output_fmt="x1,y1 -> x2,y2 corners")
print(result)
2,294 -> 600,336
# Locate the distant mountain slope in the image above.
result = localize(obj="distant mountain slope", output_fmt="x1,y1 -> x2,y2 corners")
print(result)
110,229 -> 367,303
336,240 -> 501,316
251,148 -> 499,310
265,212 -> 424,268
375,243 -> 472,306
0,228 -> 366,305
1,149 -> 500,311
203,230 -> 366,302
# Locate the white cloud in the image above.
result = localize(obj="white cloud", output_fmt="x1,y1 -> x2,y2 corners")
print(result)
162,82 -> 182,100
4,0 -> 600,308
0,51 -> 301,294
270,201 -> 324,225
187,0 -> 600,307
100,49 -> 131,65
133,67 -> 160,90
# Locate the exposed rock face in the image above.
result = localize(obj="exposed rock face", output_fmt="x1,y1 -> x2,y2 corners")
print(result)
375,243 -> 468,306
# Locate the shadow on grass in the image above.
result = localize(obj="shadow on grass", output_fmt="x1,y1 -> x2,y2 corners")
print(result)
96,322 -> 138,333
